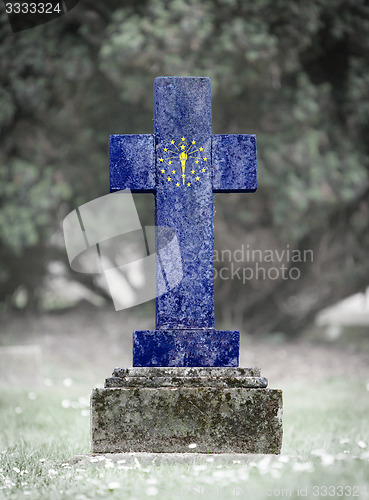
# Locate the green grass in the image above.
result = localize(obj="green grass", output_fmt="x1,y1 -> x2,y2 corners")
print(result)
1,378 -> 369,499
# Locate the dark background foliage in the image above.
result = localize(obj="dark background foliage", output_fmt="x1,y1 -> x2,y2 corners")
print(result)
1,0 -> 368,335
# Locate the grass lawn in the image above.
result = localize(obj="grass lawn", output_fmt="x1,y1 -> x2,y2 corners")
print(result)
1,376 -> 369,499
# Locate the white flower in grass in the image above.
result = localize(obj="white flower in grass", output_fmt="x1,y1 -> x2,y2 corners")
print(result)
146,477 -> 158,485
358,440 -> 367,449
27,392 -> 37,400
256,455 -> 272,473
63,378 -> 73,387
81,410 -> 89,417
116,459 -> 126,464
336,453 -> 349,460
90,458 -> 99,463
61,400 -> 70,409
78,396 -> 89,407
271,468 -> 281,479
188,443 -> 197,449
238,467 -> 249,481
104,462 -> 114,469
24,491 -> 31,496
321,454 -> 335,466
108,482 -> 121,491
193,465 -> 207,472
206,457 -> 214,463
48,469 -> 58,477
13,467 -> 20,473
311,449 -> 325,457
146,486 -> 159,496
292,462 -> 314,472
15,407 -> 22,414
39,459 -> 46,463
339,438 -> 349,444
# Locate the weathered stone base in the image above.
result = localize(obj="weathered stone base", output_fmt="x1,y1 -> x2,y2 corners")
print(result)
91,368 -> 283,454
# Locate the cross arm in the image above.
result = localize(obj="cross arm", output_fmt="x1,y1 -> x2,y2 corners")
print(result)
212,134 -> 257,193
109,134 -> 156,193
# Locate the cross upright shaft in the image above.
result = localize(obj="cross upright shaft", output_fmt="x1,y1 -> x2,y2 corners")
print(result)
109,77 -> 257,366
154,77 -> 214,329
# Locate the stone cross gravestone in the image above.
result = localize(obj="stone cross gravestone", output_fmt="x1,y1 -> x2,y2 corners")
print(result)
91,77 -> 283,454
110,76 -> 256,367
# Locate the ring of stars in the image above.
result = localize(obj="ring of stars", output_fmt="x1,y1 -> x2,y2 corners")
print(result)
158,137 -> 208,187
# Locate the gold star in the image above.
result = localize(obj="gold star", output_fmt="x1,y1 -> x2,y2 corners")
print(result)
168,160 -> 172,165
195,160 -> 199,164
176,182 -> 180,187
171,140 -> 175,144
159,158 -> 164,162
202,168 -> 206,172
191,170 -> 195,174
192,140 -> 196,144
167,177 -> 171,181
187,182 -> 191,186
203,157 -> 207,161
199,147 -> 203,151
161,169 -> 165,173
172,170 -> 176,174
181,137 -> 185,141
180,145 -> 185,150
164,148 -> 168,151
196,176 -> 200,181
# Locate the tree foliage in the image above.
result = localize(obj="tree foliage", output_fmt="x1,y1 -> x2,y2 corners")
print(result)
0,0 -> 369,333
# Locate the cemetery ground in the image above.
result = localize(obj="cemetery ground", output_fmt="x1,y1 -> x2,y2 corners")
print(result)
1,305 -> 369,499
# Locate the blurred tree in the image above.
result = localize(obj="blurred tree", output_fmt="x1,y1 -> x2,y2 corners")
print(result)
0,0 -> 368,333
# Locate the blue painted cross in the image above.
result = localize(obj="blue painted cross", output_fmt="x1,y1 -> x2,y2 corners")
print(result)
110,77 -> 256,367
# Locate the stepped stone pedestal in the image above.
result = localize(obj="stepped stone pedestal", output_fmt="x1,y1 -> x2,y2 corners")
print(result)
91,367 -> 283,454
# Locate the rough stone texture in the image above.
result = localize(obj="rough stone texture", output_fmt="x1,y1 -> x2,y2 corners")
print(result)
212,134 -> 257,192
105,367 -> 267,388
110,134 -> 155,193
109,76 -> 258,366
112,367 -> 261,377
154,77 -> 214,330
91,384 -> 283,454
133,329 -> 239,367
105,376 -> 268,388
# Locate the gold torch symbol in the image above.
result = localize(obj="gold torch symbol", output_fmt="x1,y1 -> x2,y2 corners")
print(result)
159,138 -> 207,187
179,151 -> 187,185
